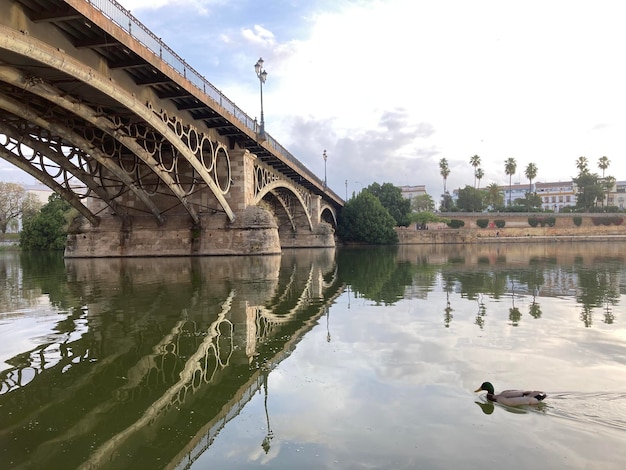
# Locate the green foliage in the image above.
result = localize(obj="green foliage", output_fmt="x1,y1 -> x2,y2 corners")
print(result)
447,219 -> 465,229
456,185 -> 484,212
365,182 -> 411,227
411,193 -> 435,212
440,192 -> 455,211
476,219 -> 489,228
337,191 -> 398,244
573,216 -> 582,226
591,216 -> 624,226
408,211 -> 449,227
528,216 -> 556,227
494,219 -> 506,228
573,171 -> 605,211
337,247 -> 414,305
20,194 -> 72,251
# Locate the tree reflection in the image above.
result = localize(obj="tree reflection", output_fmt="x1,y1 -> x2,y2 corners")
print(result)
509,283 -> 521,327
529,288 -> 542,319
475,294 -> 487,329
338,247 -> 415,305
576,263 -> 621,327
443,276 -> 454,328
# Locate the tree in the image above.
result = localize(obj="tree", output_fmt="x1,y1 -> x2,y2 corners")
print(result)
475,168 -> 484,189
485,182 -> 504,209
440,192 -> 454,212
408,211 -> 449,229
598,156 -> 611,209
20,193 -> 72,250
456,185 -> 484,212
524,163 -> 538,211
504,158 -> 517,207
0,182 -> 26,234
576,156 -> 589,174
365,182 -> 411,227
573,172 -> 604,211
598,155 -> 610,178
602,175 -> 616,209
21,193 -> 43,224
411,193 -> 435,212
337,191 -> 398,244
470,154 -> 481,188
439,158 -> 450,195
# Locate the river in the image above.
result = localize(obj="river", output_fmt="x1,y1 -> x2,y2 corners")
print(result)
2,243 -> 626,469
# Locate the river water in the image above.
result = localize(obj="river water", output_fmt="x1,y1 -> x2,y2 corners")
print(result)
2,243 -> 626,469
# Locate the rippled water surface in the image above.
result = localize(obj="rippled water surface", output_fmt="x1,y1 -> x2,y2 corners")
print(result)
2,243 -> 626,469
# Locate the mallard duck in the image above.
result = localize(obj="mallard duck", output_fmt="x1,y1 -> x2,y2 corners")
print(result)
474,381 -> 547,406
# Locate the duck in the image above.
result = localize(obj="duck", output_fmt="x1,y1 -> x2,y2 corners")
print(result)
474,381 -> 547,406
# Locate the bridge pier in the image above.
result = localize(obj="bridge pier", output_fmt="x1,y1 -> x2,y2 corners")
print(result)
65,207 -> 281,257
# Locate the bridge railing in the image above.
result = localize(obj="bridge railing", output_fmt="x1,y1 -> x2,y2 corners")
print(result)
83,0 -> 342,203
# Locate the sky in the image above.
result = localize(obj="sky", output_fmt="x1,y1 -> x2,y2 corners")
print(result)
2,0 -> 626,199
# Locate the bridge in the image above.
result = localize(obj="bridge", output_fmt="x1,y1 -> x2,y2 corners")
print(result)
0,0 -> 343,256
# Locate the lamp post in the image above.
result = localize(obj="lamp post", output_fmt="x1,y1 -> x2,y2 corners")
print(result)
345,179 -> 348,200
254,57 -> 268,138
323,149 -> 327,189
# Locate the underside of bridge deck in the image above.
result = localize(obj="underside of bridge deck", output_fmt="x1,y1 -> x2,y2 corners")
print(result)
0,0 -> 342,256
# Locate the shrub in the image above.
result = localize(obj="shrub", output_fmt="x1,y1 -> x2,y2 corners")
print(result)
528,216 -> 555,227
476,218 -> 489,228
447,219 -> 465,229
573,216 -> 582,227
590,216 -> 623,226
494,219 -> 506,228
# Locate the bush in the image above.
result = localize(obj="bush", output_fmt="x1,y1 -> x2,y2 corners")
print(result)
447,219 -> 465,229
20,194 -> 73,251
494,219 -> 506,228
528,216 -> 556,227
476,218 -> 489,228
592,215 -> 625,226
573,216 -> 582,226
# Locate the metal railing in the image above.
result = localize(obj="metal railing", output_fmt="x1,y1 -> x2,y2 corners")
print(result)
81,0 -> 341,202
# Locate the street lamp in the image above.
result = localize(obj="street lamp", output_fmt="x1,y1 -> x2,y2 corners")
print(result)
323,149 -> 327,189
254,57 -> 268,139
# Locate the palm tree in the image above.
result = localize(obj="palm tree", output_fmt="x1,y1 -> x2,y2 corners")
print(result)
475,168 -> 484,189
598,156 -> 611,209
485,182 -> 503,209
470,154 -> 481,188
504,158 -> 517,207
598,155 -> 610,178
576,156 -> 589,174
439,158 -> 450,195
524,162 -> 538,211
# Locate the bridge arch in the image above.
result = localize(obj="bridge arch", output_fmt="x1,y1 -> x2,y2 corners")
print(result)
0,31 -> 235,224
254,180 -> 314,233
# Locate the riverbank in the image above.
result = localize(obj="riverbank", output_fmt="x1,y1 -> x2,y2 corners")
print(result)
396,213 -> 626,244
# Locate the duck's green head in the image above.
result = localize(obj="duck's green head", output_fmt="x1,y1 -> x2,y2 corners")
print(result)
474,381 -> 495,394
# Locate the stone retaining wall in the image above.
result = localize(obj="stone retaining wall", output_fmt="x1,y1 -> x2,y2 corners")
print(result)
397,213 -> 626,244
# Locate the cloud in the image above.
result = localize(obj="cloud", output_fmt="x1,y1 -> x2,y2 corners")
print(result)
242,25 -> 276,46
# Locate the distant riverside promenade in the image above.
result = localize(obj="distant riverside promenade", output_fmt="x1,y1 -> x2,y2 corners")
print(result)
396,213 -> 626,244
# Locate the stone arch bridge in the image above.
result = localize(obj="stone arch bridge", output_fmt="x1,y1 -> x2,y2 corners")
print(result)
0,0 -> 343,256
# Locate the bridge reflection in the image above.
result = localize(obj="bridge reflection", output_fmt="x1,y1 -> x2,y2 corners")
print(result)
0,249 -> 342,470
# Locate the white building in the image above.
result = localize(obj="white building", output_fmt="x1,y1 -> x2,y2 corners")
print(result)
399,185 -> 427,200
